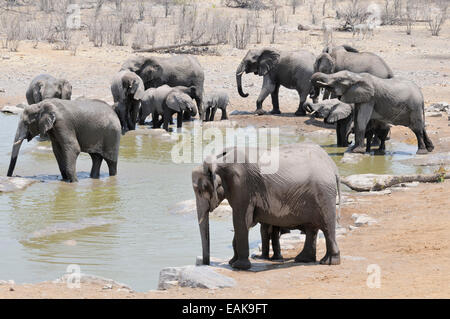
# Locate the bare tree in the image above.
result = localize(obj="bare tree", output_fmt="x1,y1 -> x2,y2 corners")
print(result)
403,0 -> 419,35
426,0 -> 448,36
291,0 -> 300,15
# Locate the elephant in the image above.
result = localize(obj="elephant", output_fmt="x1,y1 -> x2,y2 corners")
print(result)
121,55 -> 204,118
311,71 -> 434,154
255,224 -> 290,261
26,74 -> 72,105
192,143 -> 341,270
139,85 -> 196,131
203,91 -> 229,122
312,45 -> 393,100
236,48 -> 317,116
7,98 -> 121,182
111,70 -> 145,133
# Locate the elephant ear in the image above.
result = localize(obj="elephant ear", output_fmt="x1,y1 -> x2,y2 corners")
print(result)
33,81 -> 44,103
38,102 -> 57,135
257,49 -> 281,76
203,155 -> 220,212
326,102 -> 354,124
141,58 -> 163,85
131,76 -> 145,100
60,79 -> 72,100
166,91 -> 195,112
341,79 -> 375,104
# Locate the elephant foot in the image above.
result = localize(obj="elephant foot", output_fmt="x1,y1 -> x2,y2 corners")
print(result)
374,148 -> 386,155
269,254 -> 284,261
294,251 -> 316,263
319,252 -> 340,265
231,259 -> 251,270
426,145 -> 434,152
254,109 -> 266,116
252,253 -> 270,260
294,108 -> 307,116
228,255 -> 238,266
351,146 -> 366,154
270,109 -> 281,115
416,148 -> 429,155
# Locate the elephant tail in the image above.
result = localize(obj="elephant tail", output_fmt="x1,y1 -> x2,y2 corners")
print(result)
336,174 -> 341,224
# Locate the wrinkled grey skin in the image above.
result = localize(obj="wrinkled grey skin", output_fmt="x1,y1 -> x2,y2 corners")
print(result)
26,74 -> 72,105
203,91 -> 229,122
312,45 -> 393,100
311,71 -> 434,154
236,48 -> 317,116
364,120 -> 391,153
111,70 -> 145,133
140,85 -> 196,131
7,98 -> 121,182
192,143 -> 341,270
121,55 -> 204,119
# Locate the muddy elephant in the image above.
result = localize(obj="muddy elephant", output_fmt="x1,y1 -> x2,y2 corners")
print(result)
111,70 -> 145,133
236,48 -> 317,116
192,143 -> 341,270
311,71 -> 434,154
26,74 -> 72,105
312,45 -> 393,100
203,91 -> 229,122
7,98 -> 121,182
140,85 -> 196,131
121,55 -> 204,118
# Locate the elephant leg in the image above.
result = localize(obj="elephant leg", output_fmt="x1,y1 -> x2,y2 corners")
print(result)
376,127 -> 390,154
105,159 -> 117,176
270,84 -> 281,114
182,110 -> 191,121
323,88 -> 331,100
255,77 -> 276,115
352,102 -> 373,153
194,95 -> 203,120
365,131 -> 373,153
162,108 -> 172,132
89,153 -> 103,179
412,127 -> 428,154
177,112 -> 183,128
228,236 -> 238,266
254,223 -> 271,260
204,107 -> 211,122
220,108 -> 228,120
295,227 -> 318,263
320,227 -> 341,265
62,149 -> 80,183
230,209 -> 251,270
51,142 -> 69,181
336,122 -> 343,147
210,107 -> 217,121
423,128 -> 434,152
270,226 -> 283,261
294,90 -> 309,116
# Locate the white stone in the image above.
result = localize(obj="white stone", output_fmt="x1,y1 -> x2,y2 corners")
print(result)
340,152 -> 369,164
352,214 -> 377,226
0,177 -> 37,193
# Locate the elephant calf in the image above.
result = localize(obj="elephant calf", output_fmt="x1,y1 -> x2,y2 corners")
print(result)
26,74 -> 72,105
255,224 -> 290,261
192,143 -> 341,270
203,91 -> 229,121
140,85 -> 197,131
7,98 -> 121,182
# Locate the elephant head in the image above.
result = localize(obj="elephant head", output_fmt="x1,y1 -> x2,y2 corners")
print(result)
236,48 -> 281,98
32,78 -> 72,102
59,79 -> 72,100
122,56 -> 163,88
7,101 -> 57,177
311,71 -> 375,104
192,155 -> 224,265
166,91 -> 196,114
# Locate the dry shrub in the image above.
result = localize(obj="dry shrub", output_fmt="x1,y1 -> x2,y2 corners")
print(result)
131,24 -> 156,50
336,0 -> 368,30
426,1 -> 447,36
231,14 -> 254,49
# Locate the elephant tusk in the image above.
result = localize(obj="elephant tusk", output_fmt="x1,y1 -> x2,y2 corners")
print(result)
316,80 -> 329,86
236,71 -> 244,76
198,214 -> 206,225
13,138 -> 24,146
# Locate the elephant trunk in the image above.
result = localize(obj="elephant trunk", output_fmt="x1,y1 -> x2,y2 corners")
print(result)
7,120 -> 27,177
236,61 -> 249,98
196,200 -> 210,265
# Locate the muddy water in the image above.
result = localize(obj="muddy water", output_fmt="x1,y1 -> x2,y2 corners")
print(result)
0,115 -> 431,291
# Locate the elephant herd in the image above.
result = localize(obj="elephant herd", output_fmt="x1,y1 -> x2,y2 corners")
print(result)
5,44 -> 434,270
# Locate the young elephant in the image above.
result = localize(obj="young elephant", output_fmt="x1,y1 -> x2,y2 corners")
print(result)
311,71 -> 433,154
139,85 -> 197,131
26,74 -> 72,105
7,98 -> 121,182
203,91 -> 229,122
192,143 -> 341,270
236,48 -> 317,116
255,224 -> 290,261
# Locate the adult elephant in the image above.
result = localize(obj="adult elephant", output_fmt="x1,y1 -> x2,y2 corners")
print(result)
111,70 -> 145,133
26,74 -> 72,104
7,98 -> 121,182
236,48 -> 317,116
192,143 -> 341,270
120,55 -> 204,118
312,45 -> 393,100
140,85 -> 197,131
311,71 -> 434,154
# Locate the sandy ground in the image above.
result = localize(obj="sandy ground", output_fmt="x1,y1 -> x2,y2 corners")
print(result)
0,2 -> 449,298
